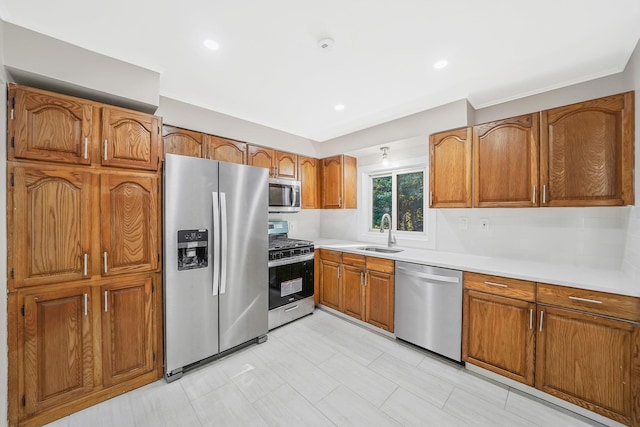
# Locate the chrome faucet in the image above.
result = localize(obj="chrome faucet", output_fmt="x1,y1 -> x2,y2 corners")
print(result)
379,213 -> 397,247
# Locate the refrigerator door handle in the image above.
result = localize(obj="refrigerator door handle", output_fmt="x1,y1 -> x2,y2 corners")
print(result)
220,192 -> 228,295
212,192 -> 220,296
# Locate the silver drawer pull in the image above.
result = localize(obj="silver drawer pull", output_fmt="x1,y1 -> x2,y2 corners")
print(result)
284,305 -> 299,313
539,310 -> 544,332
529,309 -> 533,330
569,296 -> 603,304
484,281 -> 508,288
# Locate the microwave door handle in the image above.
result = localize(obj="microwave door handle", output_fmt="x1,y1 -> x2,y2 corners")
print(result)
290,186 -> 296,207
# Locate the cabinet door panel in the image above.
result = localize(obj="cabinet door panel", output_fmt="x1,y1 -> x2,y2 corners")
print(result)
320,260 -> 341,311
101,277 -> 153,386
473,114 -> 539,207
102,108 -> 160,171
23,287 -> 93,415
101,174 -> 159,276
9,85 -> 92,165
299,156 -> 319,209
208,136 -> 246,164
463,290 -> 535,385
11,165 -> 92,288
536,306 -> 636,425
162,125 -> 206,158
365,270 -> 394,332
276,152 -> 298,179
430,127 -> 472,207
540,92 -> 634,206
322,156 -> 343,208
248,146 -> 275,175
342,265 -> 365,320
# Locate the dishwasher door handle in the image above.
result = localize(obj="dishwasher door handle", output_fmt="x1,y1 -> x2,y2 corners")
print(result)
396,266 -> 460,283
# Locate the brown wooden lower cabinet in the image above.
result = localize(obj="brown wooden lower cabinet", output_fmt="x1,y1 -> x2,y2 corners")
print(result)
13,275 -> 160,427
22,286 -> 94,416
463,290 -> 535,385
536,305 -> 639,426
318,250 -> 394,332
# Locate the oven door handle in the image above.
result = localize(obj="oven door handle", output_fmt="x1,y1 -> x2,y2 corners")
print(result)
268,253 -> 315,268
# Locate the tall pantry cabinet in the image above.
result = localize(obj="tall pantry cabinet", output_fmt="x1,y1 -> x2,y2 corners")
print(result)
6,84 -> 163,427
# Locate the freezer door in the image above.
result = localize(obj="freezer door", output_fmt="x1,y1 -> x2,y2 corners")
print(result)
218,162 -> 269,352
164,154 -> 220,375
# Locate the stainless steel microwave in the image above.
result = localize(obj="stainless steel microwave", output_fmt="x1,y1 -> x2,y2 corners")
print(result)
268,178 -> 301,213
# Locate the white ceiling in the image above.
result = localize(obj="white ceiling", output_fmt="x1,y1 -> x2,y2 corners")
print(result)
2,0 -> 639,142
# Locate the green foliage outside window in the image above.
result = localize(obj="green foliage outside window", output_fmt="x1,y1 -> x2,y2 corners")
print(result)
372,176 -> 391,229
371,170 -> 424,232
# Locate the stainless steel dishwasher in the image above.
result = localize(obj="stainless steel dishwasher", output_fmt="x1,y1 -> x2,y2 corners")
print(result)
395,261 -> 463,362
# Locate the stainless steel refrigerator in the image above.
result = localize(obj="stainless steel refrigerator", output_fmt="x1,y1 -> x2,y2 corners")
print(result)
163,153 -> 268,381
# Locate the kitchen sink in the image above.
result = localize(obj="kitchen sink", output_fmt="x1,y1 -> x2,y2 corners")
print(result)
355,246 -> 404,253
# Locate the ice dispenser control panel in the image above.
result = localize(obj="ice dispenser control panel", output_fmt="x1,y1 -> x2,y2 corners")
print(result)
177,229 -> 208,271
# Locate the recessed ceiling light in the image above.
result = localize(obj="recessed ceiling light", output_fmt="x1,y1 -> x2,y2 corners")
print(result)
203,39 -> 220,50
433,59 -> 448,70
334,104 -> 345,111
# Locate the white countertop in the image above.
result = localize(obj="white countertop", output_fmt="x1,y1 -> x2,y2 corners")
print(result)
314,239 -> 640,298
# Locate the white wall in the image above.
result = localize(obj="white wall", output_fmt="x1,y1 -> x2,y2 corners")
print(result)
0,16 -> 9,427
622,38 -> 640,280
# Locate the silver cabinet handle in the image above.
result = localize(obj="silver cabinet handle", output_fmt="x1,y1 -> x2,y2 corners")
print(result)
84,293 -> 88,316
274,165 -> 279,177
569,296 -> 603,304
103,139 -> 108,160
84,137 -> 89,159
103,252 -> 108,273
532,185 -> 537,204
83,253 -> 88,276
360,272 -> 364,285
542,184 -> 547,204
337,267 -> 341,279
220,192 -> 228,295
484,281 -> 508,288
212,192 -> 220,297
529,309 -> 533,330
430,191 -> 433,206
104,291 -> 108,312
284,305 -> 299,313
539,310 -> 544,332
338,196 -> 342,208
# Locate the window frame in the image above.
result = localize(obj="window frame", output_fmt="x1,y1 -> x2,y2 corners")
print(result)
357,156 -> 436,248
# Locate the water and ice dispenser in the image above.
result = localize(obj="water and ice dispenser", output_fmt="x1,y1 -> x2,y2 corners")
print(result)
177,229 -> 208,270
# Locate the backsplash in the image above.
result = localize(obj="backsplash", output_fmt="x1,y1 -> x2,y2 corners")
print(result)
436,207 -> 630,269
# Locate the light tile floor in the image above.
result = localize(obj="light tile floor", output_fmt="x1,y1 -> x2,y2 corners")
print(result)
46,309 -> 606,427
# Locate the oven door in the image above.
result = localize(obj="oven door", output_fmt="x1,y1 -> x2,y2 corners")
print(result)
268,257 -> 314,310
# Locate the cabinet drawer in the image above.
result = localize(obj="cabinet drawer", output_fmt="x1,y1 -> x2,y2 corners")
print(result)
319,249 -> 342,263
537,283 -> 640,322
342,253 -> 365,268
464,272 -> 535,301
366,257 -> 394,274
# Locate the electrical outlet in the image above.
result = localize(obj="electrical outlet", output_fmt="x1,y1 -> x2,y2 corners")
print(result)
459,217 -> 468,230
480,218 -> 490,232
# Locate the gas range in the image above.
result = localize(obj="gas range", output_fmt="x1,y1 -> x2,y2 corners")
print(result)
268,225 -> 314,266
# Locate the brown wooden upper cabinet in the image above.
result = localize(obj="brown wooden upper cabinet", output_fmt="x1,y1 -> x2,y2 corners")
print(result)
322,155 -> 357,209
248,145 -> 298,179
208,136 -> 247,164
101,107 -> 160,171
9,163 -> 93,289
8,84 -> 162,171
162,125 -> 208,158
473,114 -> 540,207
429,127 -> 472,208
299,156 -> 320,209
9,84 -> 94,165
540,92 -> 634,207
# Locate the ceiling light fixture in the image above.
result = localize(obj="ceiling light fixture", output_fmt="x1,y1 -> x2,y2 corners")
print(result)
433,59 -> 448,69
318,37 -> 335,50
203,39 -> 220,50
334,104 -> 345,111
380,147 -> 390,165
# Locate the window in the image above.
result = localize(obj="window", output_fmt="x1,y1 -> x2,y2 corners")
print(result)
370,168 -> 424,233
